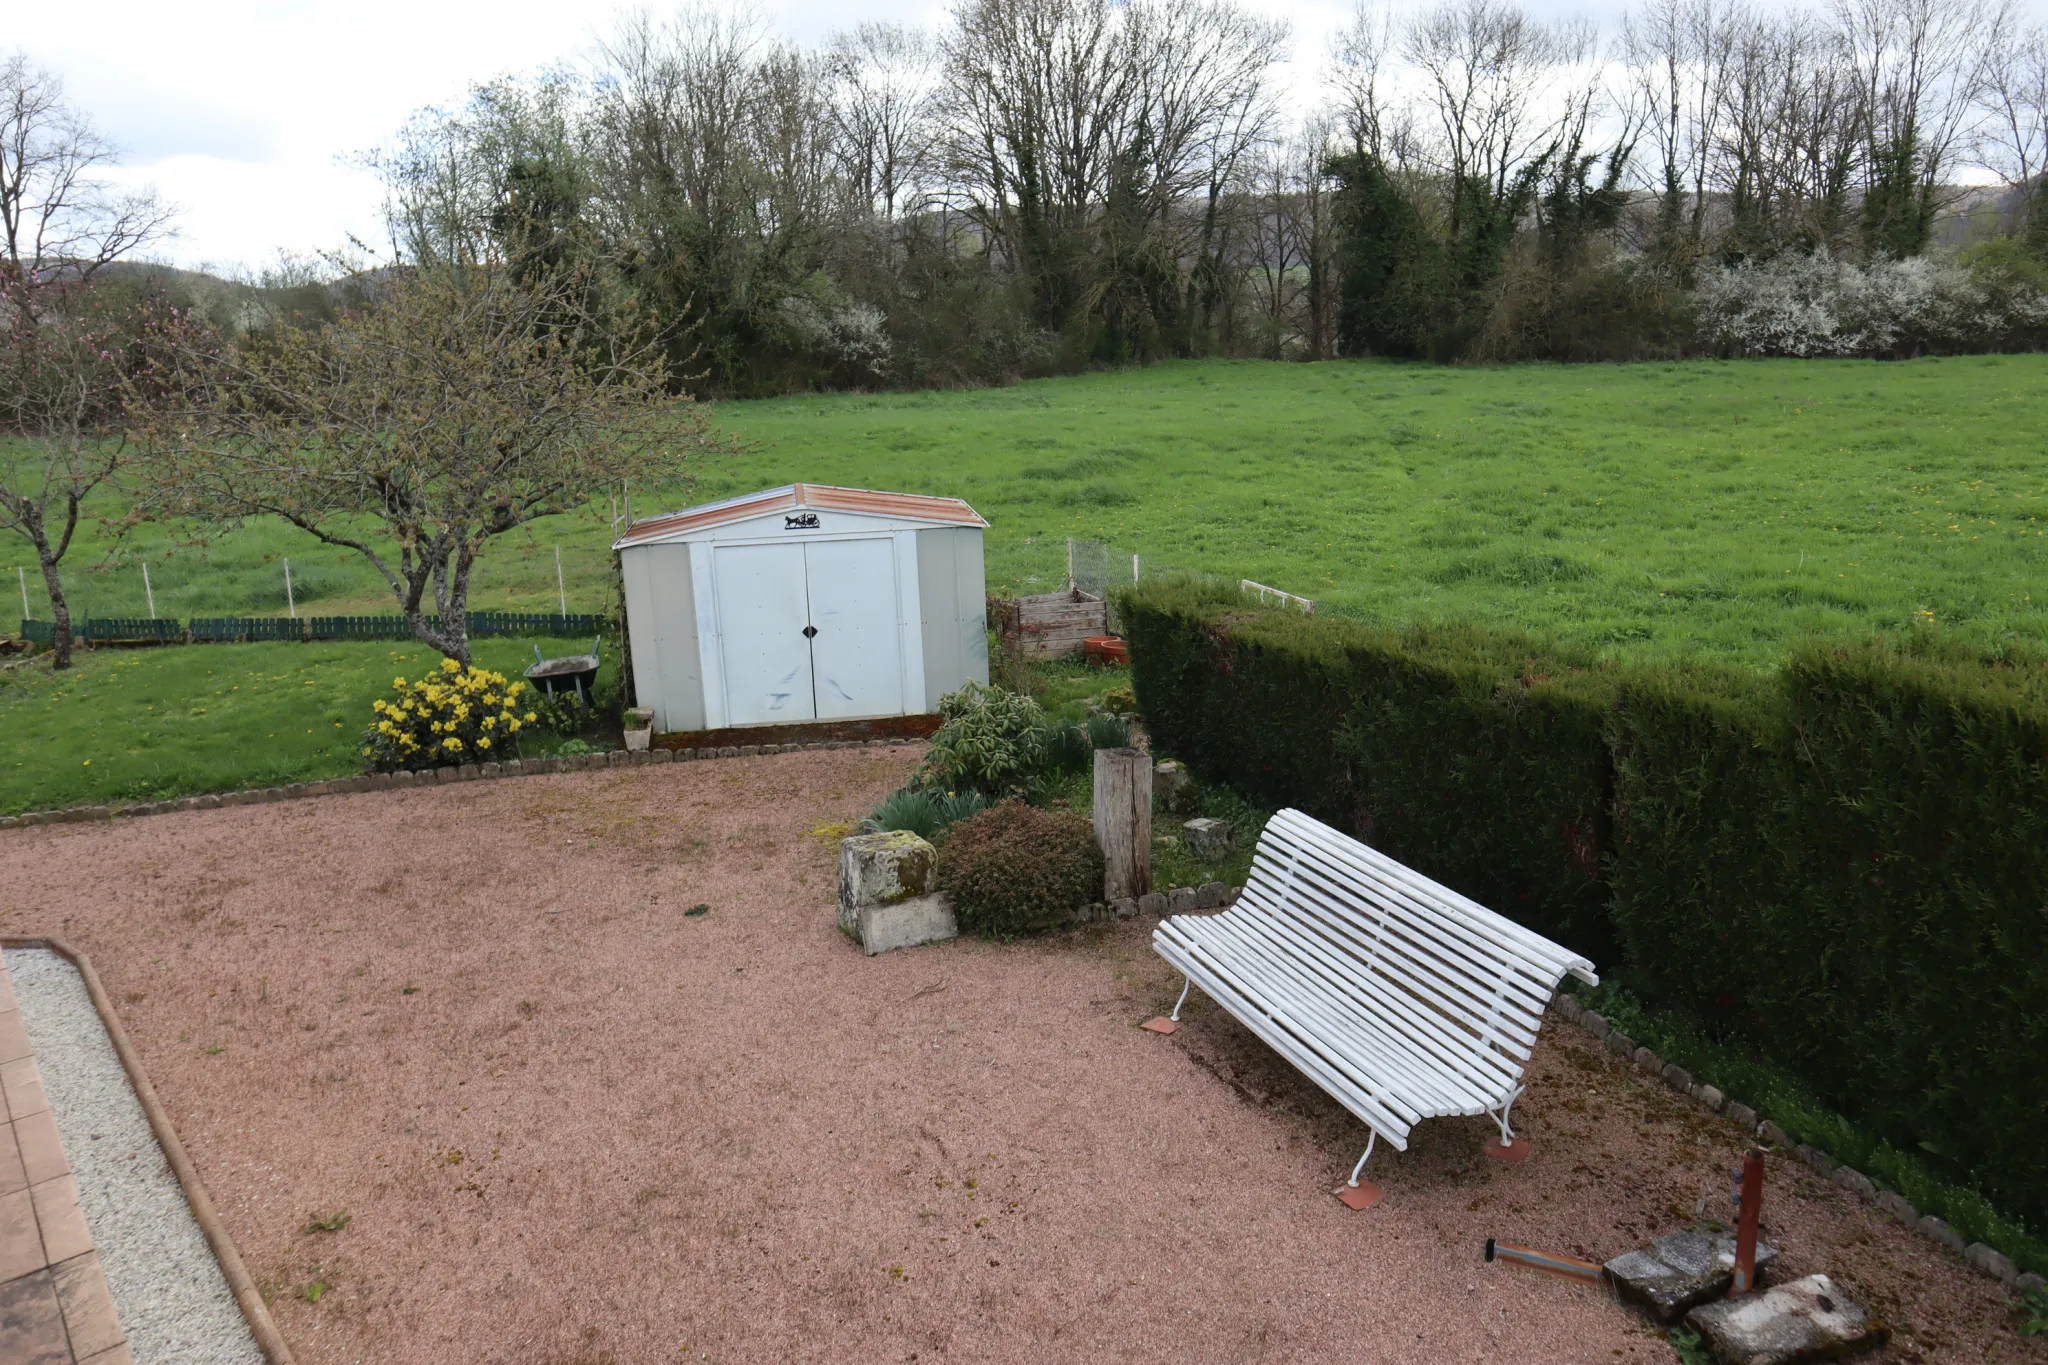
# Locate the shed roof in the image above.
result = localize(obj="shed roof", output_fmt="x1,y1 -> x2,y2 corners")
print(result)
613,483 -> 987,549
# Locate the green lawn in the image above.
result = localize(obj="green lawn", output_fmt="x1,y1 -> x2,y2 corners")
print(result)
7,354 -> 2048,811
703,355 -> 2048,664
0,638 -> 594,815
13,355 -> 2048,663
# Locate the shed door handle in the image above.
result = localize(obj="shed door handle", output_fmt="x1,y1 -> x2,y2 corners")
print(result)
802,625 -> 818,638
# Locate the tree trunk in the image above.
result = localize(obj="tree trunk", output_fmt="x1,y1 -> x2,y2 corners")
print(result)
39,549 -> 72,670
1093,746 -> 1152,901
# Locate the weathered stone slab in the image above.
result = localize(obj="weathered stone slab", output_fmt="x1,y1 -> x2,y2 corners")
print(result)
1110,897 -> 1139,919
1606,1228 -> 1780,1323
1685,1273 -> 1884,1365
1196,880 -> 1229,908
858,892 -> 958,956
1137,890 -> 1168,917
1183,817 -> 1234,858
838,831 -> 938,934
1167,886 -> 1197,913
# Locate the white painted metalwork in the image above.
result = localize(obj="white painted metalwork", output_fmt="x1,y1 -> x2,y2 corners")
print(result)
1240,579 -> 1316,614
1153,808 -> 1597,1185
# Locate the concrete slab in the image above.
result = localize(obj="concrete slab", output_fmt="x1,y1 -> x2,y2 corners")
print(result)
1606,1228 -> 1779,1322
1685,1273 -> 1884,1365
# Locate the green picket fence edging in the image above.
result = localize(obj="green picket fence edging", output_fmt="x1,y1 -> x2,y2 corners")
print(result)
18,613 -> 603,646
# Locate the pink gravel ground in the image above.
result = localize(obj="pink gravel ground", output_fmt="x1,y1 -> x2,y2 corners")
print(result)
0,749 -> 2037,1365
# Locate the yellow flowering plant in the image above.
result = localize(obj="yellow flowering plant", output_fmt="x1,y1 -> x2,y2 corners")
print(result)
359,659 -> 538,772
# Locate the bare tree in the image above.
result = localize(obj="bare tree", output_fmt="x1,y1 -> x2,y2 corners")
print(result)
134,262 -> 726,666
0,52 -> 173,668
828,23 -> 941,223
1975,13 -> 2048,233
1712,9 -> 1864,257
0,52 -> 173,309
1400,0 -> 1577,223
1621,0 -> 1738,264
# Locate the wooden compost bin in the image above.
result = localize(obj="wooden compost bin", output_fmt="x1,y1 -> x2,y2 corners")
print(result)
990,589 -> 1109,659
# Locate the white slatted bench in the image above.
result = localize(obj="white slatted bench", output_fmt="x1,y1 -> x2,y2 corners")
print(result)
1152,808 -> 1598,1193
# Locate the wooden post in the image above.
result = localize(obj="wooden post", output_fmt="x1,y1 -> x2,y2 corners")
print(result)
1732,1147 -> 1766,1294
1094,746 -> 1152,901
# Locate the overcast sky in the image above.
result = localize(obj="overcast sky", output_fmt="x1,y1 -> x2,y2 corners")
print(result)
20,0 -> 2029,273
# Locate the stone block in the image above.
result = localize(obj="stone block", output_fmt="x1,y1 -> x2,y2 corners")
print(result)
1606,1030 -> 1636,1058
1874,1191 -> 1917,1225
0,817 -> 16,829
1167,886 -> 1197,913
1183,817 -> 1233,858
1110,897 -> 1139,919
1725,1101 -> 1758,1131
196,794 -> 224,809
838,831 -> 938,934
2017,1271 -> 2046,1295
1685,1273 -> 1884,1365
651,749 -> 673,764
286,783 -> 308,797
1757,1120 -> 1790,1147
1918,1216 -> 1966,1254
1634,1046 -> 1662,1074
1196,881 -> 1229,908
1153,760 -> 1198,815
1582,1011 -> 1612,1040
1694,1084 -> 1725,1113
1607,1228 -> 1780,1323
1965,1243 -> 2019,1286
480,763 -> 501,779
739,745 -> 760,758
1137,891 -> 1168,917
1664,1064 -> 1695,1094
1790,1146 -> 1832,1177
859,892 -> 958,956
718,746 -> 740,758
1832,1166 -> 1877,1201
606,751 -> 629,768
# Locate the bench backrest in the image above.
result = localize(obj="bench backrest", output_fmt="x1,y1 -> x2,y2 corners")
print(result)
1242,809 -> 1598,1073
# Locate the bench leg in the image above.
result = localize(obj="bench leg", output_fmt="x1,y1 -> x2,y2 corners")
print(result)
1484,1086 -> 1533,1163
1345,1130 -> 1379,1187
1334,1130 -> 1386,1210
1169,976 -> 1192,1023
1490,1085 -> 1526,1145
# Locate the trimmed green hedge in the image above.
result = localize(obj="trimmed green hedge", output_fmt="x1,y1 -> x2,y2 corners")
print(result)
1124,580 -> 2048,1241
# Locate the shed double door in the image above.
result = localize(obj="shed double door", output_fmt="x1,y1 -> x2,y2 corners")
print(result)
714,538 -> 904,726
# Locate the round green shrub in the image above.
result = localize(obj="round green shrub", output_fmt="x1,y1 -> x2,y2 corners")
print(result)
940,799 -> 1104,937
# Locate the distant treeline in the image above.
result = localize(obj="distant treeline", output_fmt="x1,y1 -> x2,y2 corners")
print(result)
174,0 -> 2048,385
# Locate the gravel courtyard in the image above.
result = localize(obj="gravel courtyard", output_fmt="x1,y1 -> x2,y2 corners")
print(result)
0,748 -> 2034,1364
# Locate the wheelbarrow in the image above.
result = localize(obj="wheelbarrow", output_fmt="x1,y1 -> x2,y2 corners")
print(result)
524,637 -> 602,703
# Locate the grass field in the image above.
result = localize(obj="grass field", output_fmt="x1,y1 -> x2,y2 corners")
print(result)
0,637 -> 596,815
11,355 -> 2048,663
7,354 -> 2048,811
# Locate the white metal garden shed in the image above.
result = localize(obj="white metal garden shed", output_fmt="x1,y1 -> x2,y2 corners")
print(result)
614,483 -> 989,734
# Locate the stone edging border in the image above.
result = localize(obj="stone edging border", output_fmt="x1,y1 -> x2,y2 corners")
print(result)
0,737 -> 923,830
1547,992 -> 2042,1299
0,935 -> 297,1365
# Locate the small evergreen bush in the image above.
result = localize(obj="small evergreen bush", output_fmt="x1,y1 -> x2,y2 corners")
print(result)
940,799 -> 1104,936
918,681 -> 1046,795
